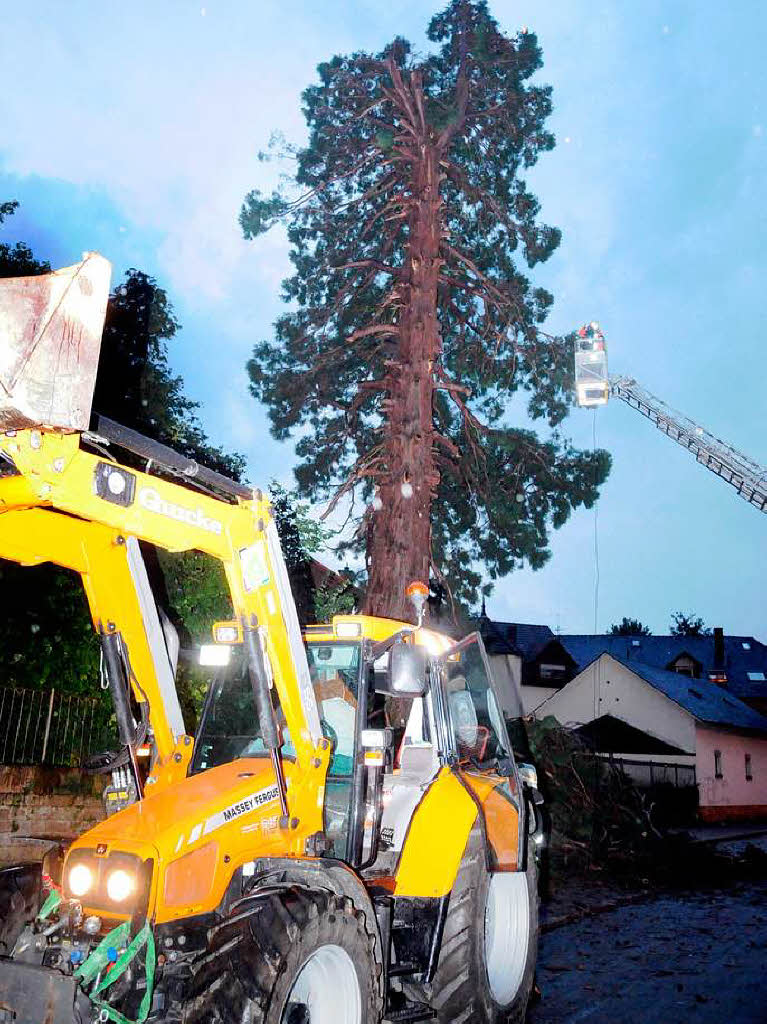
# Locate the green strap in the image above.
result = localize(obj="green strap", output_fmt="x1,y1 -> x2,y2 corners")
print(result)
74,920 -> 155,1024
37,888 -> 61,921
91,923 -> 155,1024
74,921 -> 131,984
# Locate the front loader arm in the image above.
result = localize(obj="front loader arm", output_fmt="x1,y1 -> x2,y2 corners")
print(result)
0,507 -> 189,775
0,428 -> 323,778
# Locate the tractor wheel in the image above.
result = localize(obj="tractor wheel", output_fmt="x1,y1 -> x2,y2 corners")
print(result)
427,828 -> 538,1024
0,863 -> 41,955
181,886 -> 384,1024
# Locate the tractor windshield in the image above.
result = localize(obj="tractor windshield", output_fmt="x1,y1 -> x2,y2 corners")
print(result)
190,648 -> 268,773
190,640 -> 363,779
306,642 -> 362,776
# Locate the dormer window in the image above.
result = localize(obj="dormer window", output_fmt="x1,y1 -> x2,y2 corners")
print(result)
747,672 -> 766,682
671,655 -> 698,678
539,663 -> 567,682
708,670 -> 728,685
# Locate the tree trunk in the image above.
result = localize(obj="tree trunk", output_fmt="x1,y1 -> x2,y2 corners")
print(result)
363,143 -> 442,621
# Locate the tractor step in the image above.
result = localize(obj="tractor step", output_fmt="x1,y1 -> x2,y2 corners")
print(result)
385,1003 -> 436,1022
388,962 -> 421,977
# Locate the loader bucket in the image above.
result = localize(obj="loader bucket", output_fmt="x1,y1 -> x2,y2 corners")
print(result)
0,253 -> 111,431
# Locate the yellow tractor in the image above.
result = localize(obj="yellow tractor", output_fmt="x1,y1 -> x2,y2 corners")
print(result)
0,261 -> 543,1024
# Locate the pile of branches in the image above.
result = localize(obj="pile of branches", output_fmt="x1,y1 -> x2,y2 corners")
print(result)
527,716 -> 663,878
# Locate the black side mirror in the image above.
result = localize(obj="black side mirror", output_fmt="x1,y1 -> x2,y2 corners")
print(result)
387,642 -> 427,697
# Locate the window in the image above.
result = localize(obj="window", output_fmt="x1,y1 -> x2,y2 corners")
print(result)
442,638 -> 508,769
539,663 -> 567,682
631,639 -> 641,647
671,655 -> 698,678
742,642 -> 752,651
708,671 -> 728,685
745,753 -> 753,781
306,642 -> 362,859
747,672 -> 765,682
191,648 -> 271,773
714,749 -> 723,779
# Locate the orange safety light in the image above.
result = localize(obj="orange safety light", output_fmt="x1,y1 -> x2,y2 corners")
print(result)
405,580 -> 429,626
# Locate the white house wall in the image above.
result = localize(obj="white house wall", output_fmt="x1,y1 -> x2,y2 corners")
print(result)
487,653 -> 558,716
534,654 -> 697,755
521,685 -> 559,716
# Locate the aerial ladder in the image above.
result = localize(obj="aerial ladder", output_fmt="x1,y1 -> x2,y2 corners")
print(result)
574,322 -> 767,514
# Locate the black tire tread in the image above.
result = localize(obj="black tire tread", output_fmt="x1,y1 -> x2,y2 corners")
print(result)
180,886 -> 383,1024
419,827 -> 538,1024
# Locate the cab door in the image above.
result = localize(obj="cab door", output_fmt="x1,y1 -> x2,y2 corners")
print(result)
438,633 -> 524,871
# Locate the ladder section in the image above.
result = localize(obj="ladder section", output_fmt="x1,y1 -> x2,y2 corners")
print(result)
610,375 -> 767,513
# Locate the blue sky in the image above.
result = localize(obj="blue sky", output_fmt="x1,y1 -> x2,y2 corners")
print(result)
1,1 -> 765,636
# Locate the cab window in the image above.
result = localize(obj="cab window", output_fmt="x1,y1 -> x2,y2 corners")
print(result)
306,641 -> 362,859
442,636 -> 508,768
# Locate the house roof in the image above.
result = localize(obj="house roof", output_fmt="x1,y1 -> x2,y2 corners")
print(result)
597,653 -> 767,735
478,619 -> 553,657
558,634 -> 767,705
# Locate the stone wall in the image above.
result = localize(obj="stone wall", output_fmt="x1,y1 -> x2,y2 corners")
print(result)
0,765 -> 104,864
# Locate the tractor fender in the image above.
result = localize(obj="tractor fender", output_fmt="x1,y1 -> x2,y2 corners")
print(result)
227,855 -> 385,968
393,767 -> 481,899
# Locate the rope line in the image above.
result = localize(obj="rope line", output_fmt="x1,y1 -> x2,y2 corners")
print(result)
593,411 -> 600,634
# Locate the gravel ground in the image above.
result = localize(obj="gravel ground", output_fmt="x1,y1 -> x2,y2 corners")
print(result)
529,880 -> 767,1023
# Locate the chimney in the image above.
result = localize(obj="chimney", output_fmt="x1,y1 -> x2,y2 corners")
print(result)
713,627 -> 725,669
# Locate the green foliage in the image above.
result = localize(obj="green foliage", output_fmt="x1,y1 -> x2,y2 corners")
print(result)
155,550 -> 233,644
239,191 -> 290,240
242,2 -> 610,609
669,611 -> 711,637
609,617 -> 652,637
0,562 -> 99,692
269,482 -> 331,556
0,200 -> 50,276
314,575 -> 358,621
0,200 -> 18,222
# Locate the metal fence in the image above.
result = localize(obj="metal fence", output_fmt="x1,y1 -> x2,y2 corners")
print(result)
603,756 -> 697,789
0,686 -> 114,767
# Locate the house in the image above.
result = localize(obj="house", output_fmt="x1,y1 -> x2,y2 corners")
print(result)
533,652 -> 767,823
557,631 -> 767,717
479,616 -> 767,717
479,617 -> 570,714
478,614 -> 767,822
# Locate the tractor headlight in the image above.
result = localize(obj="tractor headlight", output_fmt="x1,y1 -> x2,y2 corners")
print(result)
64,850 -> 145,912
68,863 -> 94,898
106,869 -> 136,903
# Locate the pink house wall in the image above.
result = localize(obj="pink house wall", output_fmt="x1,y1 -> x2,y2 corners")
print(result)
696,726 -> 767,822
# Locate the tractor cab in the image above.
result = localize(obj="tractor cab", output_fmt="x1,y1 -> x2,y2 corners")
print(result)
202,611 -> 535,875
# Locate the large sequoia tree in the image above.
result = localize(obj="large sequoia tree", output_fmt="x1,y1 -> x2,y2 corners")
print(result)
242,0 -> 610,618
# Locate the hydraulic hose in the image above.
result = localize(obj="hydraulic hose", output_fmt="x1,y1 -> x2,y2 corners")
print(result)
99,629 -> 143,798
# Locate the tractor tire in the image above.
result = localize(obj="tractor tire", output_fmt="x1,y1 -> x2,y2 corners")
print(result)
0,863 -> 41,955
426,827 -> 538,1024
181,886 -> 384,1024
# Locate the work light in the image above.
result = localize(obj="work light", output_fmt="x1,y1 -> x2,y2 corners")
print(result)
68,863 -> 94,898
106,869 -> 135,903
